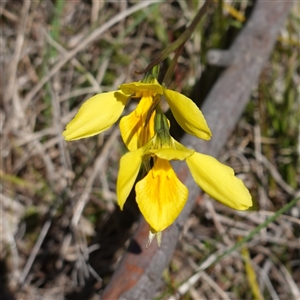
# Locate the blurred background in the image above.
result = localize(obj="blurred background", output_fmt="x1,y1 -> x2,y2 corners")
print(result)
1,1 -> 299,299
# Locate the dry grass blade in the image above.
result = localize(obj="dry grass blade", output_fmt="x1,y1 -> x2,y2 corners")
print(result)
23,1 -> 162,107
60,127 -> 120,259
5,0 -> 30,104
71,128 -> 119,227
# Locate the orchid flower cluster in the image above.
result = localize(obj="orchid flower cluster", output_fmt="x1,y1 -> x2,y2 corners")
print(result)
63,71 -> 252,246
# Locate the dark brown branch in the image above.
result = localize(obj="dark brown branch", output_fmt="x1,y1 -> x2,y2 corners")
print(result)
101,1 -> 293,299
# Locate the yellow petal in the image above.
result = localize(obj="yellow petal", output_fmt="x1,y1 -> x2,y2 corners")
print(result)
119,96 -> 155,151
119,78 -> 163,96
135,158 -> 188,232
117,146 -> 148,209
163,88 -> 212,140
186,153 -> 252,210
150,147 -> 194,161
63,91 -> 128,141
147,137 -> 194,160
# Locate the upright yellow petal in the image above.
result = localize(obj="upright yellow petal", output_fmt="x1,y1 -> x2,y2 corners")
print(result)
186,153 -> 252,210
119,79 -> 163,95
135,158 -> 188,232
117,146 -> 148,209
63,91 -> 128,141
163,88 -> 212,140
151,138 -> 194,160
150,147 -> 194,161
119,96 -> 155,151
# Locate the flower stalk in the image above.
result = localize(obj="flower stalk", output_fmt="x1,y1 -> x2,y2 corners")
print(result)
136,0 -> 212,76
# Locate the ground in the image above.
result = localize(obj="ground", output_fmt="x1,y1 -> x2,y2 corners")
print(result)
1,1 -> 299,299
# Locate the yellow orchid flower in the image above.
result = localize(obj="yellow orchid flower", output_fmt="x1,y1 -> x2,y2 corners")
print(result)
62,70 -> 252,246
117,113 -> 252,234
62,77 -> 212,150
119,78 -> 212,151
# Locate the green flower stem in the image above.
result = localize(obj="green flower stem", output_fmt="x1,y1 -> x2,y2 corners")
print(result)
136,0 -> 212,75
154,105 -> 168,133
141,65 -> 160,83
162,43 -> 184,87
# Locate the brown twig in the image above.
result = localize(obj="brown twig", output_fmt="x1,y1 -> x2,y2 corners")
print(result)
101,1 -> 293,299
5,0 -> 31,105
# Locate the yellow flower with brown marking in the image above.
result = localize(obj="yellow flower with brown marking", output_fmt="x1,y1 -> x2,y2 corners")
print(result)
63,77 -> 211,151
117,112 -> 252,235
63,73 -> 252,246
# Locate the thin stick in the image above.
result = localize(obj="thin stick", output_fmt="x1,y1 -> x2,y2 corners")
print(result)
19,218 -> 52,285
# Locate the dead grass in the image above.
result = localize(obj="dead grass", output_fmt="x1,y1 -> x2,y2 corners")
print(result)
1,1 -> 299,299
